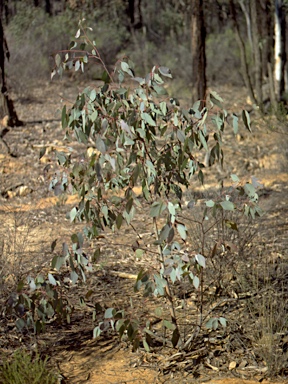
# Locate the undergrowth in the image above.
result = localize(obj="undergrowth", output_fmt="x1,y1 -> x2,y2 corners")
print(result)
0,349 -> 58,384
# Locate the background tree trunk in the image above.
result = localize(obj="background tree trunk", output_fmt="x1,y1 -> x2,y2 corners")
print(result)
260,0 -> 273,80
274,0 -> 286,101
230,0 -> 257,104
251,0 -> 263,107
191,0 -> 207,104
238,0 -> 253,51
0,15 -> 22,127
127,0 -> 142,31
45,0 -> 52,16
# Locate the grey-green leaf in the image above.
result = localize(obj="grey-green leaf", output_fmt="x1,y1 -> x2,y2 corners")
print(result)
70,207 -> 78,222
159,224 -> 170,242
220,201 -> 235,211
70,270 -> 78,284
232,114 -> 238,134
210,90 -> 223,109
142,113 -> 156,126
104,307 -> 115,319
159,66 -> 172,78
242,110 -> 251,132
193,275 -> 200,289
55,53 -> 61,67
195,254 -> 206,268
176,223 -> 187,241
168,202 -> 176,216
163,319 -> 176,330
48,273 -> 57,286
93,326 -> 101,338
96,137 -> 106,154
219,317 -> 227,327
150,201 -> 167,217
230,174 -> 239,183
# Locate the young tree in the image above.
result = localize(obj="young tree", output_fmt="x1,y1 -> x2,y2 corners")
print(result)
46,20 -> 259,351
0,14 -> 22,127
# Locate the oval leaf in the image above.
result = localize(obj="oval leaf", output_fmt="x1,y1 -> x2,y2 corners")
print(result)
230,174 -> 239,183
159,224 -> 170,242
48,273 -> 57,286
104,307 -> 115,319
193,275 -> 200,289
219,317 -> 227,327
168,202 -> 176,216
195,254 -> 206,268
220,201 -> 235,211
142,113 -> 156,126
176,223 -> 187,241
96,137 -> 107,154
232,114 -> 238,134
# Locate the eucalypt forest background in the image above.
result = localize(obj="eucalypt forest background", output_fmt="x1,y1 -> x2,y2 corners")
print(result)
46,20 -> 261,352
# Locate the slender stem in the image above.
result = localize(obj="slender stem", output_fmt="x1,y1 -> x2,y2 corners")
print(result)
198,222 -> 206,324
153,218 -> 180,341
81,26 -> 114,84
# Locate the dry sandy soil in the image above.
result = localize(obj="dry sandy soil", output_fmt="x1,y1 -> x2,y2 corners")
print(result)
0,79 -> 287,383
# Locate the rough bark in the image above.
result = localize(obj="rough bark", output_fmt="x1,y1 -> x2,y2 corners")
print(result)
191,0 -> 207,104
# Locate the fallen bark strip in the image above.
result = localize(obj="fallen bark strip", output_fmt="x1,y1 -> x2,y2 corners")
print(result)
109,270 -> 138,280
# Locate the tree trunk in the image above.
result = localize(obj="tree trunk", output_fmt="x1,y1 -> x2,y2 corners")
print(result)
127,0 -> 142,31
260,0 -> 273,79
251,0 -> 263,107
238,0 -> 253,51
45,0 -> 52,16
230,0 -> 257,105
274,0 -> 286,101
0,16 -> 22,127
191,0 -> 207,104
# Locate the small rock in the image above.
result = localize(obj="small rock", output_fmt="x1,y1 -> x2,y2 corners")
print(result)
228,361 -> 237,370
18,185 -> 32,196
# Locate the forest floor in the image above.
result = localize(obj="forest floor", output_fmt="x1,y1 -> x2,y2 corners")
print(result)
0,78 -> 287,384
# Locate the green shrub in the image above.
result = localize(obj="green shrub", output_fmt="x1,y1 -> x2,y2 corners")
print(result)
0,349 -> 58,384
